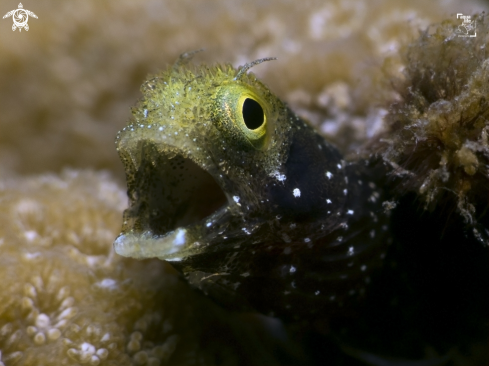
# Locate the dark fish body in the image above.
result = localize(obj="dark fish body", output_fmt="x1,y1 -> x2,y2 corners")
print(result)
114,56 -> 391,323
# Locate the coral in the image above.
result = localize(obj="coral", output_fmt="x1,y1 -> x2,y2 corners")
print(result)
0,171 -> 292,365
0,171 -> 159,365
0,0 -> 483,175
376,13 -> 489,243
0,0 -> 487,364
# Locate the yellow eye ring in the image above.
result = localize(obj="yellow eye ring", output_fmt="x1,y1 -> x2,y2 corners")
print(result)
238,94 -> 267,135
214,84 -> 270,150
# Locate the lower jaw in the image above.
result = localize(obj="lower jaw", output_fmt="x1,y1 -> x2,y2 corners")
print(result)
113,204 -> 233,262
113,227 -> 194,261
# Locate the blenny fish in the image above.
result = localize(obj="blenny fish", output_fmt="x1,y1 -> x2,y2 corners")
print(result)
113,53 -> 391,323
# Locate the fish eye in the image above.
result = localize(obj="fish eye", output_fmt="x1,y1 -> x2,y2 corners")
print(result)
215,84 -> 270,150
242,98 -> 264,130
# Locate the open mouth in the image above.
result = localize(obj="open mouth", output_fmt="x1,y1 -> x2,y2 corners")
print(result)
114,141 -> 230,260
128,142 -> 228,237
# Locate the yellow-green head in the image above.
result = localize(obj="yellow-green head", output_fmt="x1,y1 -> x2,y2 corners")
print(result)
113,54 -> 389,322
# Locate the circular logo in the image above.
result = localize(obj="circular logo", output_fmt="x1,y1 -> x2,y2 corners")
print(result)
12,9 -> 28,28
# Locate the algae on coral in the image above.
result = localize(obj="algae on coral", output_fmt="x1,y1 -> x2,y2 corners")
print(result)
376,13 -> 489,243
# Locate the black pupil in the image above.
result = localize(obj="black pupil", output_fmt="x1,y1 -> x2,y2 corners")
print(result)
242,98 -> 264,130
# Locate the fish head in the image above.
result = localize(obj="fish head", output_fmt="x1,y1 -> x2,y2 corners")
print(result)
114,57 -> 346,265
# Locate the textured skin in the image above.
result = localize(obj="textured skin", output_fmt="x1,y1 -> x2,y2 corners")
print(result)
114,57 -> 392,323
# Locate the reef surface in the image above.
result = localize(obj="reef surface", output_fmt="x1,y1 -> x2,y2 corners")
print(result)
0,0 -> 487,365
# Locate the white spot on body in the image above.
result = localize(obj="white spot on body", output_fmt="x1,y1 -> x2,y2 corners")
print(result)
347,209 -> 354,215
347,246 -> 354,256
289,266 -> 296,273
293,188 -> 301,197
337,163 -> 342,169
369,191 -> 380,202
282,233 -> 291,243
326,199 -> 332,204
361,265 -> 367,271
370,211 -> 378,222
304,237 -> 310,243
343,189 -> 348,195
272,171 -> 287,182
326,171 -> 333,179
